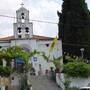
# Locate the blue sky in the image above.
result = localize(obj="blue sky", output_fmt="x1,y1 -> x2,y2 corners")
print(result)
0,0 -> 90,38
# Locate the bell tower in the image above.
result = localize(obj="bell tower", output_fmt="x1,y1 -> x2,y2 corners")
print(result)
13,3 -> 33,39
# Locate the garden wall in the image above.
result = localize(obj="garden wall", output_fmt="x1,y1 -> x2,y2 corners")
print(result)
69,77 -> 90,88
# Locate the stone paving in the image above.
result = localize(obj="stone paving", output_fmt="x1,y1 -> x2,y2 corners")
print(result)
28,75 -> 62,90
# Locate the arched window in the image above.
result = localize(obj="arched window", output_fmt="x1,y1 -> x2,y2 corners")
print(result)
18,35 -> 22,38
17,27 -> 21,33
22,16 -> 24,19
25,27 -> 29,33
21,13 -> 25,22
21,13 -> 24,19
21,13 -> 24,15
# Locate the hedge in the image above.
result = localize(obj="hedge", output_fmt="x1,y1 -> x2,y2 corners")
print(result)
63,62 -> 90,78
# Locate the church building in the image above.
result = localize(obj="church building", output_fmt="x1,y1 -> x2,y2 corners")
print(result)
0,5 -> 62,75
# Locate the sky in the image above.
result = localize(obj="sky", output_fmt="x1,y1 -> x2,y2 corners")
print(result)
0,0 -> 90,38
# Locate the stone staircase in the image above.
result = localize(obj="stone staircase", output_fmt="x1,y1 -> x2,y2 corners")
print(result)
28,75 -> 62,90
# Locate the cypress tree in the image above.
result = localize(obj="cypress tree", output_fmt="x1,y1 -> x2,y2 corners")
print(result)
58,0 -> 90,59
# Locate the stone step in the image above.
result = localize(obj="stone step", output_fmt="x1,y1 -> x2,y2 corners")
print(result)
28,75 -> 62,90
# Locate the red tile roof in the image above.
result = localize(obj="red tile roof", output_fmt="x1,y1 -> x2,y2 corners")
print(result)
0,35 -> 53,41
32,35 -> 53,40
0,36 -> 15,41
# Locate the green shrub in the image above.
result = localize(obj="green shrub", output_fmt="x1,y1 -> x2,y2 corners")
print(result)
63,55 -> 75,64
63,62 -> 90,78
64,79 -> 71,88
0,66 -> 12,77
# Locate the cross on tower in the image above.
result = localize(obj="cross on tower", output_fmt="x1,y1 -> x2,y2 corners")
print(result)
21,2 -> 24,7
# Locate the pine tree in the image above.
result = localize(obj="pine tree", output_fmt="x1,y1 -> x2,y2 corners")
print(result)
58,0 -> 90,59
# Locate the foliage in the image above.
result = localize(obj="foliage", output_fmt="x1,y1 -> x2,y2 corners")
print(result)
63,53 -> 90,64
0,66 -> 12,77
52,56 -> 63,68
7,46 -> 30,64
63,61 -> 90,77
0,49 -> 12,66
64,79 -> 71,88
58,0 -> 90,59
63,55 -> 75,64
7,46 -> 23,59
40,51 -> 62,68
20,77 -> 29,90
49,37 -> 58,53
65,87 -> 79,90
29,50 -> 40,58
40,52 -> 50,61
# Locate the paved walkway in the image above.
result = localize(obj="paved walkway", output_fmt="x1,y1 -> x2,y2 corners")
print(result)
28,75 -> 62,90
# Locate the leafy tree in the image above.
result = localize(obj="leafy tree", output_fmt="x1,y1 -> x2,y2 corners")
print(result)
40,51 -> 63,70
0,49 -> 12,66
40,37 -> 63,70
7,46 -> 40,90
58,0 -> 90,59
52,56 -> 63,68
7,46 -> 23,59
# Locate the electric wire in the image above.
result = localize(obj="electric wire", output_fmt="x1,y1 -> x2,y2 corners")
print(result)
0,14 -> 90,47
0,14 -> 58,24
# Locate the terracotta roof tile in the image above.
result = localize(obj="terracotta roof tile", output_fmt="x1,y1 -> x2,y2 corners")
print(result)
0,36 -> 15,41
32,35 -> 53,40
0,35 -> 53,41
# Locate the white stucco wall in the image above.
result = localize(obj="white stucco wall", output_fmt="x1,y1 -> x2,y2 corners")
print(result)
0,39 -> 63,76
11,39 -> 36,50
32,40 -> 63,75
69,77 -> 90,88
0,85 -> 5,90
0,41 -> 10,49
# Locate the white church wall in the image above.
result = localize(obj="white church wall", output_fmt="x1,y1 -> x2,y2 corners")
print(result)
11,39 -> 37,50
0,41 -> 10,49
3,39 -> 63,76
69,77 -> 90,88
31,40 -> 62,75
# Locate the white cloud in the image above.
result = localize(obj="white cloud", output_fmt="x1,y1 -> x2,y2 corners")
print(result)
0,0 -> 22,37
26,0 -> 61,37
0,0 -> 62,38
0,0 -> 90,38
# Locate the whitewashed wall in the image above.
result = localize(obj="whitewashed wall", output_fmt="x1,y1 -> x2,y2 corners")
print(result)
69,77 -> 90,88
1,39 -> 62,76
11,39 -> 36,50
34,40 -> 62,75
0,85 -> 5,90
0,41 -> 10,49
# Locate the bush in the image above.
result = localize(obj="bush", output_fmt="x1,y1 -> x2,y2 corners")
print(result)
63,55 -> 75,64
0,66 -> 12,77
64,79 -> 71,88
63,62 -> 90,78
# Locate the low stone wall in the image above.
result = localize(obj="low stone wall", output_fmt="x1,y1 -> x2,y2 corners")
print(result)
0,77 -> 10,90
56,73 -> 65,90
69,77 -> 90,88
